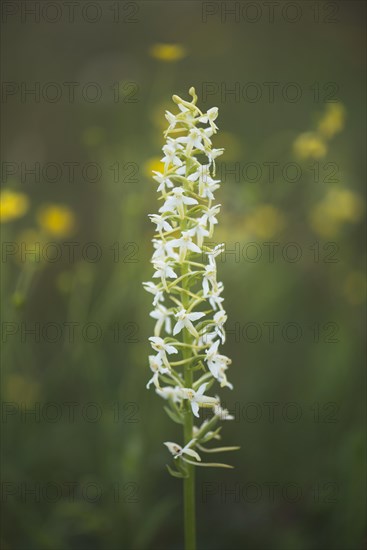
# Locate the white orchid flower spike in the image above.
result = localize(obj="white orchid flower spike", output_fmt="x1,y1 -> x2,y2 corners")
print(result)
143,88 -> 239,482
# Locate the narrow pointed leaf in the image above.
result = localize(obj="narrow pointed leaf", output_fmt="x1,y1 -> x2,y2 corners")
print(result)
197,444 -> 241,453
166,464 -> 188,478
183,458 -> 234,469
164,406 -> 184,425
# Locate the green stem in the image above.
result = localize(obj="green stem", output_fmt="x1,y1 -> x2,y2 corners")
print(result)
181,262 -> 196,550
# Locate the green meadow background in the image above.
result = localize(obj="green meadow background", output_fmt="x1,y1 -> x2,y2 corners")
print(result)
1,1 -> 366,549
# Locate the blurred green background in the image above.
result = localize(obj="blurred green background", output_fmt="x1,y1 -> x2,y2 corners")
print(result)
1,1 -> 366,549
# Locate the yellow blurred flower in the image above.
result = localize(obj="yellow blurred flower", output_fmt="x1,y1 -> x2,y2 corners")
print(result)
0,189 -> 29,223
37,204 -> 75,237
245,205 -> 286,239
144,157 -> 164,178
309,189 -> 364,237
149,43 -> 187,62
293,132 -> 327,159
325,189 -> 364,222
343,271 -> 366,305
318,103 -> 346,139
293,104 -> 346,162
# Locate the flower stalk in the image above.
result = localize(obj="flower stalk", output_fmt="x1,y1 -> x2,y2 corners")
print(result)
144,88 -> 239,550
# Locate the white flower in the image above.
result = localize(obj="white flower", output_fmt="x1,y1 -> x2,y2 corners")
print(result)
199,107 -> 219,131
149,336 -> 177,354
152,239 -> 177,262
205,340 -> 221,377
156,385 -> 183,403
149,214 -> 173,235
207,243 -> 225,261
200,205 -> 221,235
146,355 -> 169,389
161,139 -> 184,169
152,171 -> 174,193
149,336 -> 178,368
207,286 -> 224,311
165,110 -> 178,133
217,363 -> 233,389
187,163 -> 211,184
173,308 -> 205,338
176,128 -> 207,156
159,187 -> 198,219
213,310 -> 227,343
202,263 -> 217,296
187,165 -> 220,200
198,329 -> 217,348
164,439 -> 201,462
181,383 -> 219,417
201,180 -> 219,201
152,259 -> 177,288
164,103 -> 197,136
187,221 -> 210,249
170,231 -> 201,262
142,281 -> 164,306
214,310 -> 227,325
206,147 -> 224,170
203,126 -> 215,142
205,341 -> 232,385
150,304 -> 172,336
213,403 -> 234,420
